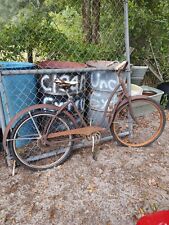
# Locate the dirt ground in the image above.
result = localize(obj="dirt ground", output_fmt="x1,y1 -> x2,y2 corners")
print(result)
0,112 -> 169,225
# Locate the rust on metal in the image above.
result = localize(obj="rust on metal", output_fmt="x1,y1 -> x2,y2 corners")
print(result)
38,60 -> 87,69
47,126 -> 105,139
112,97 -> 164,147
3,104 -> 78,152
86,60 -> 119,70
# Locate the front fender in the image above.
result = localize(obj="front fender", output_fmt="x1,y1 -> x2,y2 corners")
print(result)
118,95 -> 149,109
110,95 -> 149,124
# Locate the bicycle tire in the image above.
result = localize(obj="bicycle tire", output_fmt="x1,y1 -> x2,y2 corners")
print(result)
111,98 -> 166,147
9,110 -> 73,171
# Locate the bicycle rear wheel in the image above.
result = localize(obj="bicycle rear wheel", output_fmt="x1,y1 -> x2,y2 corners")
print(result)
111,98 -> 166,147
9,110 -> 73,170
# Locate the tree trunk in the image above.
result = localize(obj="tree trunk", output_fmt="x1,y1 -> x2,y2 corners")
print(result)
27,49 -> 33,63
92,0 -> 100,44
82,0 -> 92,43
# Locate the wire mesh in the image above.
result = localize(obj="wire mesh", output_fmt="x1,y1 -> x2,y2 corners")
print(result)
0,0 -> 126,62
0,0 -> 126,116
0,1 -> 129,162
0,0 -> 128,124
1,66 -> 128,167
1,66 -> 127,126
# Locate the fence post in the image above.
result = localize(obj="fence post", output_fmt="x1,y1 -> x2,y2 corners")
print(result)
124,0 -> 131,93
0,72 -> 12,166
0,72 -> 6,133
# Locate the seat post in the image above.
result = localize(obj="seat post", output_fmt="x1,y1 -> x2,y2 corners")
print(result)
65,89 -> 73,100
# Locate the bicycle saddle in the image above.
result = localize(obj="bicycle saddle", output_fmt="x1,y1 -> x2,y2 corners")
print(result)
54,78 -> 78,89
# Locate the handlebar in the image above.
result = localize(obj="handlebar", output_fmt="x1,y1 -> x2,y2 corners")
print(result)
112,61 -> 128,71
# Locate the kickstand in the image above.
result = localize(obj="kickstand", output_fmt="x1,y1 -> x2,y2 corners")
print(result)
12,160 -> 16,176
92,135 -> 97,161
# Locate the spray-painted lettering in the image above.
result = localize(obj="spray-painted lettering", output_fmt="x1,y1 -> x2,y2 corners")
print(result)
91,72 -> 119,91
43,96 -> 85,112
40,74 -> 86,94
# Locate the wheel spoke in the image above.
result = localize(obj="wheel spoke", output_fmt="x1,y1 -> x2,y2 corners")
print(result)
112,98 -> 165,147
28,111 -> 42,138
9,109 -> 73,170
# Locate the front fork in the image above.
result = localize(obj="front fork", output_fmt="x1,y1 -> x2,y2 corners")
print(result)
123,95 -> 139,138
109,94 -> 139,138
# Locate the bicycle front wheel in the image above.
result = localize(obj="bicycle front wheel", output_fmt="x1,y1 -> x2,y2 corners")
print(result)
111,98 -> 166,147
9,110 -> 73,170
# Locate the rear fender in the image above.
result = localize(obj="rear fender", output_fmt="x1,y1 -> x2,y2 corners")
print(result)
3,104 -> 77,154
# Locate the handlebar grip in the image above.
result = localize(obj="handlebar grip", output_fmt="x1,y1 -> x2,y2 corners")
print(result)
115,61 -> 128,71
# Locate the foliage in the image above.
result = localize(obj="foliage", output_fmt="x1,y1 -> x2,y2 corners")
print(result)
160,94 -> 169,109
129,0 -> 169,82
0,0 -> 125,63
0,4 -> 73,62
0,0 -> 168,84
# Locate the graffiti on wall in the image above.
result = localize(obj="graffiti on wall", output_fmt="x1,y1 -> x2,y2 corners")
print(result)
40,74 -> 86,112
91,71 -> 119,91
40,74 -> 86,94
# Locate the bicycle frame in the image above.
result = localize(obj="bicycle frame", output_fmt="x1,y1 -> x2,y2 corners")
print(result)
2,59 -> 166,171
45,70 -> 132,137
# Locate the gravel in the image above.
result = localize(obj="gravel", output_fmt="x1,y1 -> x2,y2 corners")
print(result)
0,113 -> 169,225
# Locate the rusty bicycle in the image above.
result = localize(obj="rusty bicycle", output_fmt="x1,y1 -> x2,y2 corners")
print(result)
3,61 -> 166,170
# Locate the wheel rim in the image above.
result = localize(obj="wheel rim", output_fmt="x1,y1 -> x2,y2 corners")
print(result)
11,112 -> 72,169
112,99 -> 164,147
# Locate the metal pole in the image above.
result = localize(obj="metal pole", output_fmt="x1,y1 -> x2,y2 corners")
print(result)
0,73 -> 12,166
1,67 -> 115,76
0,73 -> 6,132
124,0 -> 133,136
124,0 -> 131,93
0,95 -> 6,133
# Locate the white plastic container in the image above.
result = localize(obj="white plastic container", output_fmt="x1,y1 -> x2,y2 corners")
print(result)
141,85 -> 164,104
131,84 -> 143,96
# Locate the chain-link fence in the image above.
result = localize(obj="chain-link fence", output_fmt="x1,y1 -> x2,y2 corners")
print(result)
0,0 -> 127,63
0,1 -> 130,161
